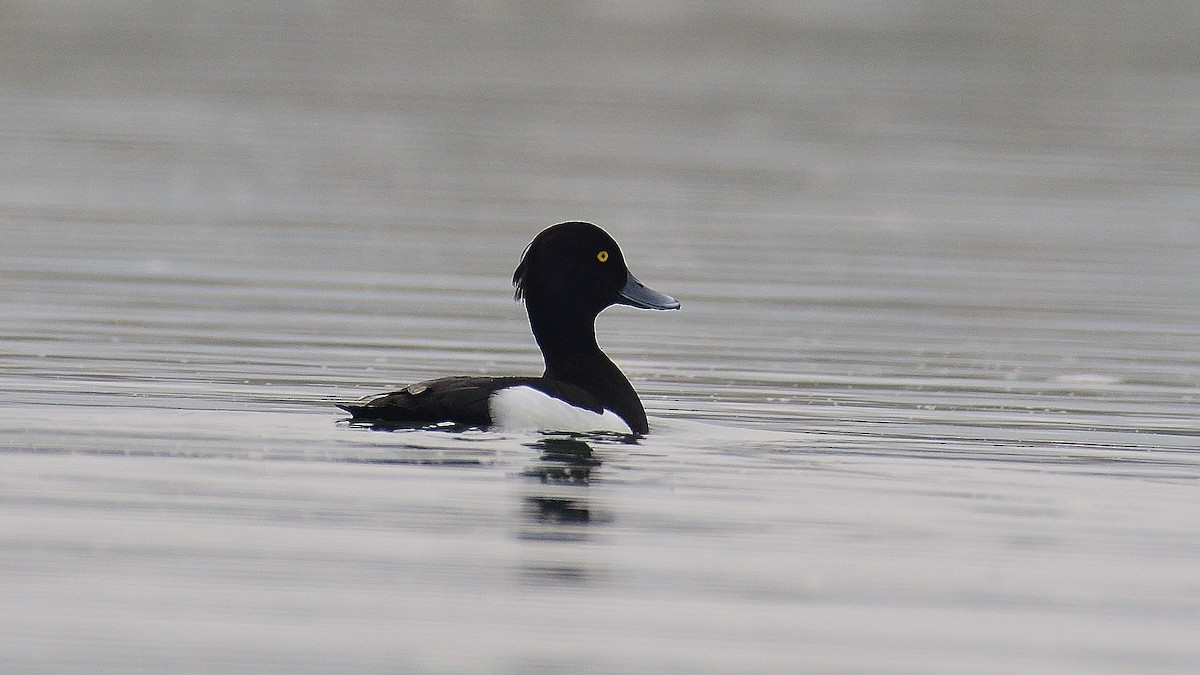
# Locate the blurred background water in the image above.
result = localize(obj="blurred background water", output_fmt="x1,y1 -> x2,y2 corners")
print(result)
2,2 -> 1199,673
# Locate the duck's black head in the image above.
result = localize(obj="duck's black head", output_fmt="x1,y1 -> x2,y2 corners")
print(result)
512,221 -> 679,318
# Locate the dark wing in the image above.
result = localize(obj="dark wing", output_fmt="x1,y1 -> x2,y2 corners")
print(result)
337,376 -> 532,425
337,375 -> 609,427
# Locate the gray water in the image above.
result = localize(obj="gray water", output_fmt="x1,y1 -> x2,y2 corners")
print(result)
3,2 -> 1200,673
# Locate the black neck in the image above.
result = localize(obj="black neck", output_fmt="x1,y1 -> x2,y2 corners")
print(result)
527,303 -> 648,433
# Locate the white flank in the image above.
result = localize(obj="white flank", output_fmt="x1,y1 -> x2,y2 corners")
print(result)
489,386 -> 633,434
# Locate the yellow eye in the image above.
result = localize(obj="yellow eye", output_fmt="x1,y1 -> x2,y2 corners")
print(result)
597,250 -> 609,263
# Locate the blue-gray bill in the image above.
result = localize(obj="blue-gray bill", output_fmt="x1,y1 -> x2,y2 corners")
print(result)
617,271 -> 680,310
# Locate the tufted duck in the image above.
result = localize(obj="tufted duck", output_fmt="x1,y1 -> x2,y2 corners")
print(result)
337,221 -> 679,434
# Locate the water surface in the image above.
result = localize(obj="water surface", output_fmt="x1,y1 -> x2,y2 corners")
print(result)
2,2 -> 1199,673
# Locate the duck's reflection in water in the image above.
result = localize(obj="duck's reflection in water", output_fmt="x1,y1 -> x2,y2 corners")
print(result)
516,436 -> 614,585
520,437 -> 603,534
522,436 -> 601,485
